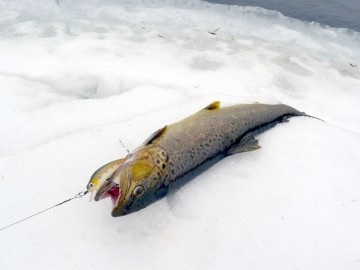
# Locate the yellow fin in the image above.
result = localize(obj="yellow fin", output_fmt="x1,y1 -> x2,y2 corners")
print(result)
203,101 -> 221,111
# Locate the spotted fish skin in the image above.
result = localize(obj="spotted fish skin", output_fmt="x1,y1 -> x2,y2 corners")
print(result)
154,103 -> 305,183
94,102 -> 306,217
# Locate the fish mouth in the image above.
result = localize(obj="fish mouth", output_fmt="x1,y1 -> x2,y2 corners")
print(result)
95,181 -> 121,205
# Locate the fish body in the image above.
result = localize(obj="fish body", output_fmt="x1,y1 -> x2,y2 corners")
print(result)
91,101 -> 306,216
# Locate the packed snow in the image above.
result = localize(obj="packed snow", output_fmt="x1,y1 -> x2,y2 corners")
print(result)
0,0 -> 359,269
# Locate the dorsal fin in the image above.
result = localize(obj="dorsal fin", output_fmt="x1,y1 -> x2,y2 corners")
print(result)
143,126 -> 167,145
202,101 -> 221,111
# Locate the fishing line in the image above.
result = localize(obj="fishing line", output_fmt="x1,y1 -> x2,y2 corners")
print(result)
0,190 -> 88,231
118,139 -> 130,154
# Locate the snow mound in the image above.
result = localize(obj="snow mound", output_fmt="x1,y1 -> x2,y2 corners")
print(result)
0,1 -> 359,269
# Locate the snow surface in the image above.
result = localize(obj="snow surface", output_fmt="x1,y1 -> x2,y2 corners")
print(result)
1,0 -> 360,269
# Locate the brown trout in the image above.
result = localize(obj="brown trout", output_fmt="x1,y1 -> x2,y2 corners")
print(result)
87,101 -> 308,216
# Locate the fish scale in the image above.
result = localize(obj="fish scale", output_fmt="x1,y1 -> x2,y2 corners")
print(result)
156,103 -> 305,181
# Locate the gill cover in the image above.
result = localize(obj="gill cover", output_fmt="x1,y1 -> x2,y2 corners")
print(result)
110,144 -> 170,216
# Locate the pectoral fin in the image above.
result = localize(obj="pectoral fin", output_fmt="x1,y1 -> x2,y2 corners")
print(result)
227,137 -> 261,155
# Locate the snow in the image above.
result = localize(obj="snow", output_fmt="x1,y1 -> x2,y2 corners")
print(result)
0,0 -> 360,269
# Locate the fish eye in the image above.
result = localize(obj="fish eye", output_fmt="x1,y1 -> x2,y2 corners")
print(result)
88,183 -> 94,189
133,185 -> 145,198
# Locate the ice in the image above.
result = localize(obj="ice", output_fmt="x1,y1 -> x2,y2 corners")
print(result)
0,0 -> 360,269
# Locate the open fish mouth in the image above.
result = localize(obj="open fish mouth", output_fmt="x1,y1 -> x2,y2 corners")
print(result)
94,181 -> 121,205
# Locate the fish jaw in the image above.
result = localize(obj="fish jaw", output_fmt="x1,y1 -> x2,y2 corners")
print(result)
94,179 -> 120,202
97,184 -> 120,205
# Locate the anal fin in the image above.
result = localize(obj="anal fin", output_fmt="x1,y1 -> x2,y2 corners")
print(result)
227,137 -> 261,155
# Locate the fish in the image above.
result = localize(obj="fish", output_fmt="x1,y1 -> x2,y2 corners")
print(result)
90,101 -> 310,217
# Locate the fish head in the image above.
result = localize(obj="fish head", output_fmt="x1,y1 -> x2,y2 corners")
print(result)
86,159 -> 125,201
94,145 -> 170,216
